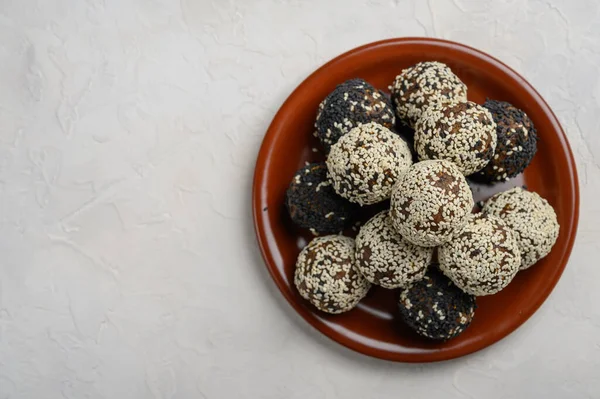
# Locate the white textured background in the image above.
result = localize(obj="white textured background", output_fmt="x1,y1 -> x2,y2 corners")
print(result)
0,0 -> 598,398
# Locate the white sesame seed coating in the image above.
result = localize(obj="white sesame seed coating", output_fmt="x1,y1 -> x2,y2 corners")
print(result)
294,235 -> 371,314
415,101 -> 498,175
390,160 -> 474,247
439,213 -> 521,296
326,122 -> 413,206
391,61 -> 467,128
355,211 -> 433,289
482,187 -> 559,270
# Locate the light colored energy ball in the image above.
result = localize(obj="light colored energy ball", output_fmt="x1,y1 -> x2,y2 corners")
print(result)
415,101 -> 497,175
390,160 -> 474,247
390,61 -> 467,128
482,187 -> 559,270
439,214 -> 521,296
326,122 -> 412,206
355,211 -> 433,289
294,235 -> 371,314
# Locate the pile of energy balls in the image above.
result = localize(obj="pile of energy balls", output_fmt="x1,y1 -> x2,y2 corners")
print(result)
286,62 -> 559,341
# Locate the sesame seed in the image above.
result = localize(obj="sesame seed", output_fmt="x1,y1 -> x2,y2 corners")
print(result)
314,79 -> 396,153
295,235 -> 371,314
439,213 -> 521,296
390,61 -> 467,128
390,160 -> 474,247
326,122 -> 413,206
355,211 -> 433,288
483,187 -> 559,270
414,101 -> 497,175
398,268 -> 476,340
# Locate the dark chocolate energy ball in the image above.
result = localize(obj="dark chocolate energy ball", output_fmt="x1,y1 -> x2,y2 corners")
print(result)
398,267 -> 476,340
471,99 -> 538,183
286,163 -> 357,234
315,78 -> 395,153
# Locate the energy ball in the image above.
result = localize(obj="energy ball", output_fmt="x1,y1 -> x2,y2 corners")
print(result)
285,162 -> 357,234
415,101 -> 498,175
294,235 -> 371,314
390,61 -> 467,128
327,122 -> 412,206
471,99 -> 538,183
315,78 -> 396,153
482,187 -> 559,270
398,267 -> 476,340
439,213 -> 521,296
355,211 -> 433,289
390,160 -> 474,247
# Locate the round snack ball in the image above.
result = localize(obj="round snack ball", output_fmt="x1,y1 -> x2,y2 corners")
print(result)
398,267 -> 476,340
355,211 -> 433,289
390,61 -> 467,128
294,235 -> 371,314
285,162 -> 357,234
326,122 -> 412,206
415,101 -> 498,175
315,79 -> 396,153
482,187 -> 559,270
439,213 -> 521,296
471,100 -> 538,183
390,160 -> 474,247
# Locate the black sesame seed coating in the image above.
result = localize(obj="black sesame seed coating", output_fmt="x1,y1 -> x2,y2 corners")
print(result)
398,267 -> 476,341
470,99 -> 538,184
315,79 -> 396,153
286,163 -> 358,234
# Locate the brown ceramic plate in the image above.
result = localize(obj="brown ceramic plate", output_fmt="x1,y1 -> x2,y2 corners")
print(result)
252,38 -> 579,362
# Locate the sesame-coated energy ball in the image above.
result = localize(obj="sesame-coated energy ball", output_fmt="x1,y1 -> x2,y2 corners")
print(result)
326,122 -> 413,206
294,235 -> 371,314
483,187 -> 559,270
390,61 -> 468,128
398,267 -> 476,340
355,211 -> 433,289
390,160 -> 474,247
415,101 -> 498,175
315,79 -> 396,153
471,100 -> 538,183
285,162 -> 357,234
439,214 -> 521,296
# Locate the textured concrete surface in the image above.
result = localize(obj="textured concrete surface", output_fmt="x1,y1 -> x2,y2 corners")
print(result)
0,0 -> 599,398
